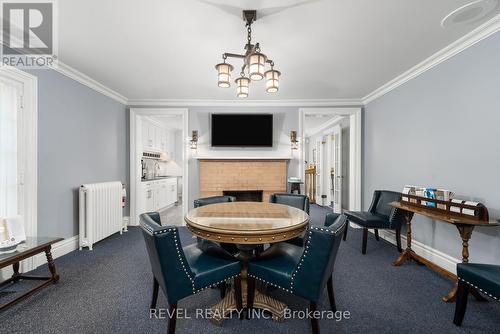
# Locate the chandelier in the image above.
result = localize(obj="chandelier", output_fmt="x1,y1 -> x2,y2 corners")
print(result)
215,10 -> 281,98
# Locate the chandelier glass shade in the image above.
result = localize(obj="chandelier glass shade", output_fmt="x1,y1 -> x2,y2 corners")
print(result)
215,63 -> 233,88
265,69 -> 280,93
215,10 -> 280,98
235,76 -> 250,98
248,52 -> 267,81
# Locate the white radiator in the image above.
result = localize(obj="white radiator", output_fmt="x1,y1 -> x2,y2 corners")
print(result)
79,181 -> 123,250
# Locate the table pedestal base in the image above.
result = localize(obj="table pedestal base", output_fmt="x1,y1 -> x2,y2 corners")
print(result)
210,280 -> 287,326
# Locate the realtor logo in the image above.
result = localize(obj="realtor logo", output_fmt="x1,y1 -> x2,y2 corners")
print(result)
1,0 -> 58,68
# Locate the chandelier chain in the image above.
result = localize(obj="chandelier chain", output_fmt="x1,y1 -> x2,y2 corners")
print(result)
247,24 -> 252,44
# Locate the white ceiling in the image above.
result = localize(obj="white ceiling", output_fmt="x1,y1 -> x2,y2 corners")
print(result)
58,0 -> 500,100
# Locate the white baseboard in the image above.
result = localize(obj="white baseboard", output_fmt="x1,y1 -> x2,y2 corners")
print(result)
375,229 -> 460,275
33,235 -> 79,268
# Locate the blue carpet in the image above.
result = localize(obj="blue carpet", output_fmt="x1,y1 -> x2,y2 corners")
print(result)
1,204 -> 499,333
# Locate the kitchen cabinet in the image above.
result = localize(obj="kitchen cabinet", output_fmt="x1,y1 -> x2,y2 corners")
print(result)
166,179 -> 177,205
142,121 -> 153,150
142,118 -> 172,154
142,183 -> 155,212
140,178 -> 177,214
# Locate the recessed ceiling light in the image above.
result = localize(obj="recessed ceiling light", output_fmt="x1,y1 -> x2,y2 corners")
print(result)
442,0 -> 499,27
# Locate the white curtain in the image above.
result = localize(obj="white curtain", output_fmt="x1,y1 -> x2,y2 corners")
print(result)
0,79 -> 19,217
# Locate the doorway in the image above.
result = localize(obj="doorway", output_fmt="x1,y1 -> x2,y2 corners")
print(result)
300,108 -> 362,212
129,108 -> 188,226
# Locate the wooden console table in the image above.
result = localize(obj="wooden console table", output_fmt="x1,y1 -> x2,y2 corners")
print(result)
390,197 -> 497,302
0,237 -> 62,311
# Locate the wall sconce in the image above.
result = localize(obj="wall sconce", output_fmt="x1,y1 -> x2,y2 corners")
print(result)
290,130 -> 299,150
190,130 -> 198,149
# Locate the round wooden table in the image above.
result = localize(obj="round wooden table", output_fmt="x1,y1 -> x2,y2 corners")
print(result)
184,201 -> 310,324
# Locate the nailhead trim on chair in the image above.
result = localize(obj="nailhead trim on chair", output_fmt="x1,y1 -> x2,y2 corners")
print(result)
249,223 -> 347,293
289,229 -> 312,292
171,228 -> 197,293
141,222 -> 240,295
458,277 -> 499,301
248,274 -> 291,293
194,274 -> 240,294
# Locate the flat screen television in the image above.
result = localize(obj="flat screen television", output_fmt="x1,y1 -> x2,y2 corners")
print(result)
211,114 -> 273,147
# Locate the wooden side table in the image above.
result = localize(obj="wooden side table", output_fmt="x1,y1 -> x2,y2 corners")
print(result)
390,200 -> 497,302
0,237 -> 63,311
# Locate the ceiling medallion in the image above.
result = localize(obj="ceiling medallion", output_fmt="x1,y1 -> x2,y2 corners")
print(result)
215,10 -> 281,98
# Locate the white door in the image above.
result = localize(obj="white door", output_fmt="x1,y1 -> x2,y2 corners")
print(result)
332,125 -> 342,213
315,139 -> 323,204
325,133 -> 334,207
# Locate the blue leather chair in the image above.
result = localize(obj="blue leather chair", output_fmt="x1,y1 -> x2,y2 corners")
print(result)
344,190 -> 404,254
194,195 -> 236,208
269,193 -> 310,214
247,214 -> 347,334
140,212 -> 242,334
193,195 -> 239,257
269,193 -> 310,247
454,263 -> 500,326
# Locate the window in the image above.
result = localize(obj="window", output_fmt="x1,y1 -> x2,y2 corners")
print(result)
0,68 -> 37,272
0,77 -> 21,217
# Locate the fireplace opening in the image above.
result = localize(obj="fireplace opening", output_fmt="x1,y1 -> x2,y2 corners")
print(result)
223,190 -> 263,202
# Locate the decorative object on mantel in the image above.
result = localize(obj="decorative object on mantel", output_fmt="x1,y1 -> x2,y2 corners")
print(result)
190,130 -> 198,149
215,10 -> 280,97
290,130 -> 299,150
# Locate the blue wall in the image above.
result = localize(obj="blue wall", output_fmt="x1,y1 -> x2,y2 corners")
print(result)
364,32 -> 500,264
28,69 -> 128,238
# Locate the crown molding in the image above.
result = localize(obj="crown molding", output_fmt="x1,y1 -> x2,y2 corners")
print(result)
53,62 -> 128,105
6,15 -> 498,108
126,98 -> 364,107
362,15 -> 500,105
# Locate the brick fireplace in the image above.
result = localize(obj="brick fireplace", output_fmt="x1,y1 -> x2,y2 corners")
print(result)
199,159 -> 288,202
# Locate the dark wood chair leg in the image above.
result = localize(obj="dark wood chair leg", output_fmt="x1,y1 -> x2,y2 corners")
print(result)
219,282 -> 227,299
255,244 -> 264,256
234,277 -> 243,318
362,228 -> 368,254
374,229 -> 380,241
343,222 -> 348,241
326,276 -> 336,312
310,301 -> 319,334
396,227 -> 402,253
168,303 -> 177,334
247,276 -> 256,319
151,278 -> 159,309
454,281 -> 470,326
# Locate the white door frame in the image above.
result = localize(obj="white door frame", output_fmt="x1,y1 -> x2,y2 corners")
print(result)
299,107 -> 362,211
0,67 -> 37,272
129,108 -> 189,226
